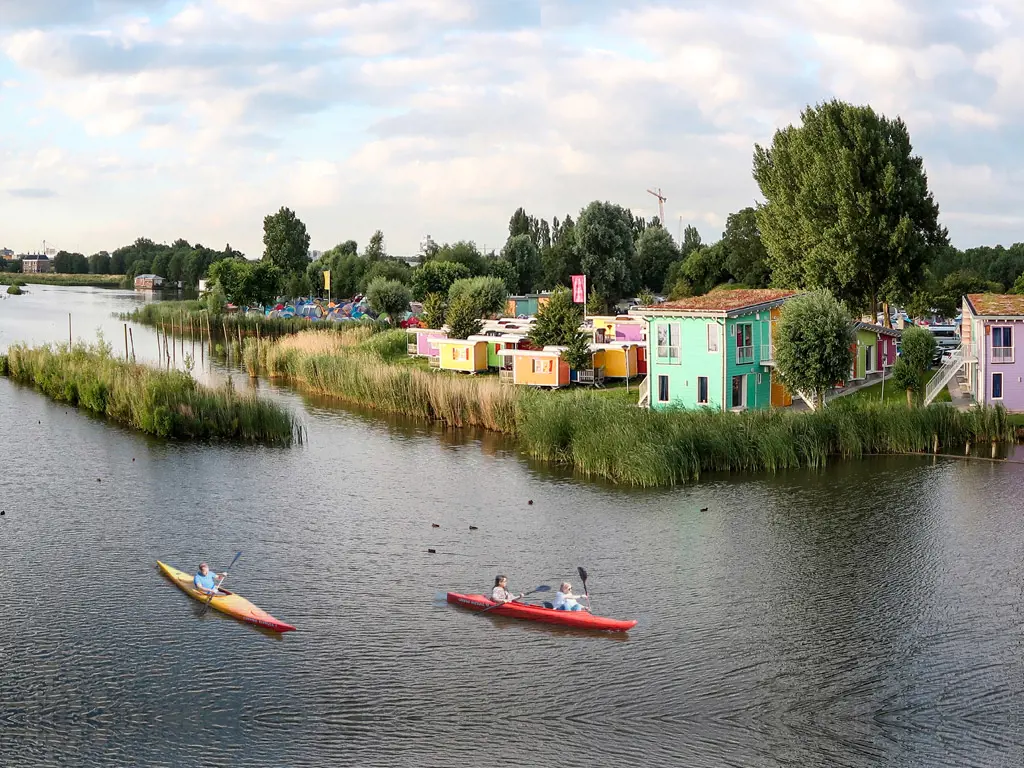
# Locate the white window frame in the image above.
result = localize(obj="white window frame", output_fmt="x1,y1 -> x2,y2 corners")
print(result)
657,375 -> 670,403
706,323 -> 719,353
865,344 -> 875,373
992,372 -> 1004,400
735,323 -> 753,365
697,376 -> 709,405
992,326 -> 1013,364
656,323 -> 681,364
730,374 -> 746,410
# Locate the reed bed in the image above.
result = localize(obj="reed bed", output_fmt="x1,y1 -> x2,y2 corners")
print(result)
0,273 -> 123,287
246,333 -> 1015,487
3,343 -> 300,445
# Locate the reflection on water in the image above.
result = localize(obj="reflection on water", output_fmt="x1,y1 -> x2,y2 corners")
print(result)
1,287 -> 1023,767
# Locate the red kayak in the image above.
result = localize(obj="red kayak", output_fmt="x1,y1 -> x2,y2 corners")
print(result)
447,592 -> 637,632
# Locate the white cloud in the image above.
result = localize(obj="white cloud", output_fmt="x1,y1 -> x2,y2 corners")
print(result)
1,0 -> 1024,255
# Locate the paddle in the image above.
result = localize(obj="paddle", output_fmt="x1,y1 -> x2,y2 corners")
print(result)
202,551 -> 242,614
479,584 -> 551,615
577,566 -> 591,611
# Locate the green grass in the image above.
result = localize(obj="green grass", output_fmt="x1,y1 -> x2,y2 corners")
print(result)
0,273 -> 124,287
3,342 -> 301,444
243,331 -> 1014,486
840,369 -> 952,405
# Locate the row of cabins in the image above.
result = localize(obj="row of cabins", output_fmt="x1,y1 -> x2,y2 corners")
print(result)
408,290 -> 905,410
408,316 -> 648,388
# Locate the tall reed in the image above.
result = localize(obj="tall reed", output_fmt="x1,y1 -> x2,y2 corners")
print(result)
246,332 -> 1016,487
3,343 -> 300,444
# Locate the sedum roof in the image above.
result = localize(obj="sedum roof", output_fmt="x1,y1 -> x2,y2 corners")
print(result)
966,293 -> 1024,317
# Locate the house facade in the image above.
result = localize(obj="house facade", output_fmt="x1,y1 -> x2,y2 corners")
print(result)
962,294 -> 1024,410
634,289 -> 797,411
21,254 -> 51,273
847,323 -> 900,383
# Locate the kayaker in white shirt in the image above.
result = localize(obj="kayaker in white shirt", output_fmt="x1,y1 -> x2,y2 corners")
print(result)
552,582 -> 586,612
491,575 -> 523,603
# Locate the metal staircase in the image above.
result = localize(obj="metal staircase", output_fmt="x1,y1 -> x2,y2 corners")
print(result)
637,376 -> 650,408
924,344 -> 973,406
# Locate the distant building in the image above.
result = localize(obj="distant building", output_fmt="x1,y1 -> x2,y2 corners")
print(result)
308,250 -> 323,261
21,253 -> 51,273
134,274 -> 165,290
0,247 -> 14,260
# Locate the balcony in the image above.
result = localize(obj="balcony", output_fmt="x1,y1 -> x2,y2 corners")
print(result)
760,344 -> 775,365
736,345 -> 754,365
428,355 -> 441,369
992,346 -> 1013,364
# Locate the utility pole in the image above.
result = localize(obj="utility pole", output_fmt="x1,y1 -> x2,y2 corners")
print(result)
646,187 -> 666,227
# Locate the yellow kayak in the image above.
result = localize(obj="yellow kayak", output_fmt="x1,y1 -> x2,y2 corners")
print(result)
157,560 -> 296,632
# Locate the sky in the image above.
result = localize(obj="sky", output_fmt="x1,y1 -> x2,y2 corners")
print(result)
2,0 -> 1024,258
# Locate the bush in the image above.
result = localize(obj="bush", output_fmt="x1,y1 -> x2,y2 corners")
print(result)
7,284 -> 23,295
421,292 -> 447,330
366,277 -> 412,321
411,261 -> 470,301
448,276 -> 507,318
445,292 -> 483,339
774,290 -> 854,408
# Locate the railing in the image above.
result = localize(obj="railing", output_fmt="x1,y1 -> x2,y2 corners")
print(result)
407,342 -> 418,355
428,355 -> 440,369
499,369 -> 514,384
760,344 -> 775,363
637,376 -> 650,408
576,366 -> 606,387
736,345 -> 754,365
992,347 -> 1013,363
924,344 -> 969,406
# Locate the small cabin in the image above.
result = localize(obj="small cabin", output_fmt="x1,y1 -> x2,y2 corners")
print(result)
467,334 -> 529,369
497,349 -> 570,388
134,273 -> 165,290
590,316 -> 645,344
504,293 -> 553,318
407,328 -> 447,357
433,338 -> 489,373
592,342 -> 642,379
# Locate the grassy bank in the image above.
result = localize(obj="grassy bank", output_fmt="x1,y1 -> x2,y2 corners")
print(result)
243,330 -> 1013,486
0,273 -> 124,288
1,343 -> 300,444
841,369 -> 951,405
124,301 -> 384,339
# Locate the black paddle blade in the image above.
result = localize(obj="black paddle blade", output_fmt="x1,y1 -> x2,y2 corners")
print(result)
577,566 -> 588,584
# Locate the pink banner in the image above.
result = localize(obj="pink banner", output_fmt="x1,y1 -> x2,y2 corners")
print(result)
571,274 -> 586,304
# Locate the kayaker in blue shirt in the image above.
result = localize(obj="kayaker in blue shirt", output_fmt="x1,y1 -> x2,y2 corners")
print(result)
193,562 -> 227,595
553,582 -> 586,611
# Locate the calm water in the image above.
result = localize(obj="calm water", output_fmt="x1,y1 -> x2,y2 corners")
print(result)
1,287 -> 1023,767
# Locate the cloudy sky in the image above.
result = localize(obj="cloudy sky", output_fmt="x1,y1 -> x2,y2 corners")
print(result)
2,0 -> 1023,258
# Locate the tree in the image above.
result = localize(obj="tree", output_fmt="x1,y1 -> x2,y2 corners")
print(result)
487,258 -> 519,295
542,221 -> 580,288
364,230 -> 386,261
721,207 -> 769,287
509,207 -> 532,240
680,225 -> 703,258
360,259 -> 410,292
285,271 -> 312,299
753,99 -> 948,315
433,241 -> 486,275
561,329 -> 595,372
334,240 -> 358,257
501,234 -> 540,294
208,259 -> 281,307
773,291 -> 854,410
366,277 -> 411,321
52,251 -> 73,273
421,292 -> 447,329
447,276 -> 507,318
893,325 -> 936,406
665,242 -> 730,298
89,251 -> 112,274
634,225 -> 679,292
576,201 -> 634,305
411,260 -> 471,301
262,206 -> 311,276
445,292 -> 483,339
528,287 -> 583,347
151,251 -> 170,278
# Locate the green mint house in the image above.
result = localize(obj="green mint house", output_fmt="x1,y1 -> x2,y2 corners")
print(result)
633,290 -> 798,410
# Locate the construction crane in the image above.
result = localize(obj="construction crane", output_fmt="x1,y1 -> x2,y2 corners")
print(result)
646,187 -> 666,226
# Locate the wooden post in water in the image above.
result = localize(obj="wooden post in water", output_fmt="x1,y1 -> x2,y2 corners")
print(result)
129,327 -> 136,363
124,324 -> 129,361
68,313 -> 72,348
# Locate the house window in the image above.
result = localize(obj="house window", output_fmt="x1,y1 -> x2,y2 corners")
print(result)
992,372 -> 1003,399
731,375 -> 745,409
532,358 -> 553,374
658,375 -> 670,403
697,376 -> 709,405
452,347 -> 468,361
706,324 -> 719,353
993,327 -> 1013,363
656,323 -> 681,363
735,323 -> 753,364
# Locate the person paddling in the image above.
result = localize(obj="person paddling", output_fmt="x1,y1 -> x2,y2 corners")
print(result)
552,582 -> 587,612
193,562 -> 227,596
491,575 -> 523,604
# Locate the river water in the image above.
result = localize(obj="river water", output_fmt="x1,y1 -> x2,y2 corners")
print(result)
1,287 -> 1022,767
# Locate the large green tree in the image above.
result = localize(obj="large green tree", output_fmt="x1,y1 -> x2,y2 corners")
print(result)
753,100 -> 947,315
447,276 -> 507,318
773,290 -> 854,410
262,207 -> 311,276
411,260 -> 471,301
721,207 -> 769,287
576,201 -> 635,306
891,325 -> 936,406
208,259 -> 281,306
501,234 -> 541,294
634,225 -> 679,292
528,286 -> 583,347
366,277 -> 411,321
